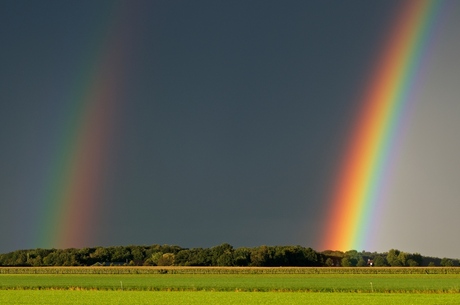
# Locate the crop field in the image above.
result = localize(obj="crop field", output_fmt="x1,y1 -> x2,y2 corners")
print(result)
0,267 -> 459,304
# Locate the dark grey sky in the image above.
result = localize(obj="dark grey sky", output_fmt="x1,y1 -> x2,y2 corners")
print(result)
5,0 -> 458,257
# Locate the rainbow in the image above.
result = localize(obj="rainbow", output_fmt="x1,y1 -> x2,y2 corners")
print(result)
36,2 -> 134,249
320,0 -> 444,251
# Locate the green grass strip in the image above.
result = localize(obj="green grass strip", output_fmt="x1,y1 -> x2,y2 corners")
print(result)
2,290 -> 460,305
1,273 -> 460,293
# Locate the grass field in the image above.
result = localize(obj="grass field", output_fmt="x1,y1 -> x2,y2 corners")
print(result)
2,273 -> 460,293
1,267 -> 459,304
2,290 -> 460,305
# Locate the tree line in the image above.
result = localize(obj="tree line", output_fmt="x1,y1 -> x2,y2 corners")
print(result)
0,244 -> 457,267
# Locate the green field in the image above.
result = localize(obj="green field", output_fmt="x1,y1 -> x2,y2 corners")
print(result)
1,267 -> 459,304
2,273 -> 460,293
2,290 -> 460,305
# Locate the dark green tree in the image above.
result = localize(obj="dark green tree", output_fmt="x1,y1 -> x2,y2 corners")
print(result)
440,258 -> 453,266
372,255 -> 387,267
341,257 -> 352,267
397,251 -> 409,266
233,247 -> 251,266
325,257 -> 334,266
210,243 -> 234,266
356,257 -> 367,267
157,253 -> 175,266
250,246 -> 271,266
410,253 -> 423,266
386,249 -> 402,267
303,247 -> 321,266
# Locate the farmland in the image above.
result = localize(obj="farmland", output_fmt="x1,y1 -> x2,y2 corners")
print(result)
2,290 -> 460,305
1,267 -> 459,304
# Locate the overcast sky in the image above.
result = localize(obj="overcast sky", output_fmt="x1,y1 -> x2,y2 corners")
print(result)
1,0 -> 459,258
